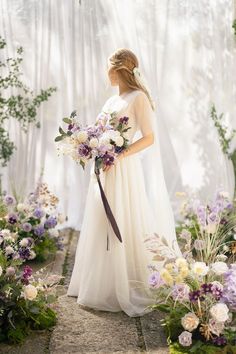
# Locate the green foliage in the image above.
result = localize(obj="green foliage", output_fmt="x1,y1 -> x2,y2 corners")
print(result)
233,19 -> 236,36
33,236 -> 58,262
169,341 -> 236,354
0,36 -> 57,167
210,104 -> 236,157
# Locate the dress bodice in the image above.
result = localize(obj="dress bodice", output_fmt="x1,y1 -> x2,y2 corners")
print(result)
99,90 -> 143,143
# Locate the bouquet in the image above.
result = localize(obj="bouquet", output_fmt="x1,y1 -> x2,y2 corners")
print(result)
55,109 -> 132,249
55,110 -> 131,171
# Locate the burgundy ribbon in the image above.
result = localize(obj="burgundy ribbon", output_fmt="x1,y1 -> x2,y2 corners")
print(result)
94,162 -> 123,250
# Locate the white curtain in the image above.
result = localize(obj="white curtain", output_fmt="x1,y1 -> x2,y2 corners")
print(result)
1,0 -> 235,229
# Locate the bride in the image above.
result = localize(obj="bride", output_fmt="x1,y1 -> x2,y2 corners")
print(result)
67,48 -> 182,317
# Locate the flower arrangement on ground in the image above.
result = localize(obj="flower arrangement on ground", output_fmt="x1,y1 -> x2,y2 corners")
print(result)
0,181 -> 66,262
146,190 -> 236,353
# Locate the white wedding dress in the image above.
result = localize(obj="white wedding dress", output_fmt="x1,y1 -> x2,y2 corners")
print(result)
67,89 -> 181,317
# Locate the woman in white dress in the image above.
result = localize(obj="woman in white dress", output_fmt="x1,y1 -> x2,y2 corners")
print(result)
67,48 -> 181,317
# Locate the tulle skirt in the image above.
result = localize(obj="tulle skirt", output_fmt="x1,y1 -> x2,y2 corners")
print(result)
66,153 -> 157,317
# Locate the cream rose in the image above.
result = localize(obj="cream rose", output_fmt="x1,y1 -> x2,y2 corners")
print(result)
210,303 -> 229,323
181,312 -> 200,332
89,137 -> 99,148
114,136 -> 124,147
175,257 -> 188,268
75,130 -> 88,143
24,284 -> 38,300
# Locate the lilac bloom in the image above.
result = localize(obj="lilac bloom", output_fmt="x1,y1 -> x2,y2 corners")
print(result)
4,195 -> 16,205
22,222 -> 32,232
33,208 -> 45,219
34,224 -> 45,237
44,216 -> 57,229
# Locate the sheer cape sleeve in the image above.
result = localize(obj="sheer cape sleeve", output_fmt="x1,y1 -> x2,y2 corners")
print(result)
131,90 -> 182,258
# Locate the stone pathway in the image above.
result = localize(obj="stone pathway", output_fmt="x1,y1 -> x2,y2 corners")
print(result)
0,229 -> 169,354
49,230 -> 169,354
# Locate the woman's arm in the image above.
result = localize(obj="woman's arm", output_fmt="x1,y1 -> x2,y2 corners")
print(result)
119,132 -> 154,158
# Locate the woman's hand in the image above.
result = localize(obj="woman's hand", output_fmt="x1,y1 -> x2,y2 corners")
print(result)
102,152 -> 124,172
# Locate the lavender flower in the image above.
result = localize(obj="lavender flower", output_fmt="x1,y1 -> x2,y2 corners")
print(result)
33,224 -> 45,237
148,271 -> 164,288
4,195 -> 16,205
178,331 -> 192,347
33,208 -> 44,219
44,216 -> 57,229
221,264 -> 236,310
193,239 -> 206,251
172,284 -> 190,302
21,222 -> 32,232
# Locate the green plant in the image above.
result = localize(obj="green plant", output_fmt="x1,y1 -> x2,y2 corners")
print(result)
0,36 -> 57,168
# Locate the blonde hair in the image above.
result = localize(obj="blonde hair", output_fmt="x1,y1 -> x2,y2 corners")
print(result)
108,48 -> 155,110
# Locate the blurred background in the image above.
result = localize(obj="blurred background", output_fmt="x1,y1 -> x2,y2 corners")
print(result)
1,0 -> 236,229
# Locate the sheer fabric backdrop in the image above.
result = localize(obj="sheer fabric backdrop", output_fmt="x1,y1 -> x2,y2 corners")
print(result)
1,0 -> 235,229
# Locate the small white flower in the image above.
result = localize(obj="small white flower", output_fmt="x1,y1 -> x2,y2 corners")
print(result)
192,262 -> 209,276
5,266 -> 15,277
5,246 -> 14,255
210,303 -> 229,323
23,284 -> 38,300
175,258 -> 188,268
19,238 -> 29,247
211,261 -> 228,275
0,266 -> 2,276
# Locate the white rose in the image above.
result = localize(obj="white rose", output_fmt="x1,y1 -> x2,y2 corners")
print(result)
5,246 -> 14,255
122,132 -> 130,140
211,262 -> 228,275
99,136 -> 110,146
0,266 -> 2,276
114,136 -> 124,147
181,312 -> 200,332
210,303 -> 229,322
19,238 -> 29,247
75,130 -> 88,143
23,284 -> 38,300
209,318 -> 225,336
89,137 -> 99,148
192,262 -> 209,276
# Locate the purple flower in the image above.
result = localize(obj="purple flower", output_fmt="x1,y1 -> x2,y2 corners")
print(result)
221,264 -> 236,310
33,224 -> 45,237
4,195 -> 16,205
33,208 -> 44,219
78,143 -> 92,157
44,216 -> 57,229
68,123 -> 74,130
21,222 -> 32,232
18,247 -> 31,260
189,290 -> 204,302
148,271 -> 164,288
8,213 -> 18,224
212,336 -> 227,346
201,283 -> 213,294
119,116 -> 129,125
172,284 -> 190,302
102,152 -> 114,166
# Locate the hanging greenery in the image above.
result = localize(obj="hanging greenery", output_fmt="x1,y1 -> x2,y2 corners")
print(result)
0,36 -> 57,168
210,104 -> 236,192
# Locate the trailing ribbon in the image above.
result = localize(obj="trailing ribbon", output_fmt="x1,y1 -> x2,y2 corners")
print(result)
94,161 -> 123,250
